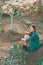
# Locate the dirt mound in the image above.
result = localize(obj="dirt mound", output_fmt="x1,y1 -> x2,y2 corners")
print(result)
0,30 -> 23,42
4,22 -> 27,34
0,51 -> 9,58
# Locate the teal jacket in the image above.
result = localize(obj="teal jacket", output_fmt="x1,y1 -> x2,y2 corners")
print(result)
26,32 -> 40,51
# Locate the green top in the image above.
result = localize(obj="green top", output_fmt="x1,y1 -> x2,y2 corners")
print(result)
26,32 -> 40,51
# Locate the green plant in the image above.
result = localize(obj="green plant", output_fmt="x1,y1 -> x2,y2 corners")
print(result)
37,59 -> 43,65
0,28 -> 5,33
2,55 -> 21,65
40,18 -> 43,22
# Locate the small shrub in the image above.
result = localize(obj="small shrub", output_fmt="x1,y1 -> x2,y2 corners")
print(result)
37,60 -> 43,65
40,18 -> 43,22
0,28 -> 5,33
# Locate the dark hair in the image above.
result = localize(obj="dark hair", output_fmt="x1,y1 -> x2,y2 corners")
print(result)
31,25 -> 36,32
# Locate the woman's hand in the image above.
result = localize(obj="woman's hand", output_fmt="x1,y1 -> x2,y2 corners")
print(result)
25,31 -> 28,34
25,31 -> 30,35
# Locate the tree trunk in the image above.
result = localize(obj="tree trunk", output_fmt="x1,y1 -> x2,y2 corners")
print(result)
10,14 -> 13,31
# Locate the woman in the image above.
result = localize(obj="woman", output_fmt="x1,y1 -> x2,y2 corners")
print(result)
22,25 -> 40,51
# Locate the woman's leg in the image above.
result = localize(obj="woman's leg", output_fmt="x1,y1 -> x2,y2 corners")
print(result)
23,45 -> 29,51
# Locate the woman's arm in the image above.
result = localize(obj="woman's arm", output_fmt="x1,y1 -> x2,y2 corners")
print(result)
26,32 -> 37,42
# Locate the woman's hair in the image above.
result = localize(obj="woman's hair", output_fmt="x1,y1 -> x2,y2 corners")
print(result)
31,25 -> 36,32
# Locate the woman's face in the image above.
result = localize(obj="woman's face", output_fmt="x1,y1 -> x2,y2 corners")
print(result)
29,26 -> 34,32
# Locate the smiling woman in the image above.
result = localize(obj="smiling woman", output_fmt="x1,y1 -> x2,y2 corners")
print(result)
25,25 -> 40,51
21,25 -> 40,51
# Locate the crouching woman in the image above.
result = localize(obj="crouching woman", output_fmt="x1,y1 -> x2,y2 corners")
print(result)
22,25 -> 40,51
